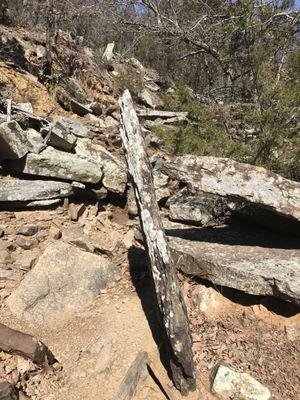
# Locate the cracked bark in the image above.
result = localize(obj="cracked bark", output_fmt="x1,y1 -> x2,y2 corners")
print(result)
119,90 -> 196,395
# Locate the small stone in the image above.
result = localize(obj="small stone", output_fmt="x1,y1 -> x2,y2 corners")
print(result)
51,117 -> 90,138
191,285 -> 222,319
75,138 -> 127,194
285,321 -> 300,342
68,203 -> 85,221
212,365 -> 271,400
102,42 -> 115,62
62,227 -> 94,252
49,226 -> 62,240
17,102 -> 33,114
88,102 -> 103,116
15,236 -> 37,250
0,248 -> 11,265
0,229 -> 4,238
36,230 -> 48,242
18,225 -> 38,236
26,128 -> 45,154
13,252 -> 37,271
94,340 -> 112,374
16,356 -> 33,373
0,269 -> 13,279
122,230 -> 135,249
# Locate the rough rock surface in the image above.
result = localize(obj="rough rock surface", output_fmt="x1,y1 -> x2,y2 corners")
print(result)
47,120 -> 77,151
62,226 -> 94,252
212,365 -> 271,400
191,285 -> 222,319
153,170 -> 170,202
165,221 -> 300,305
52,117 -> 90,138
0,121 -> 31,160
75,138 -> 127,193
13,146 -> 103,183
26,128 -> 45,154
137,110 -> 188,119
6,241 -> 120,324
0,179 -> 73,202
138,89 -> 164,109
161,156 -> 300,232
167,188 -> 229,226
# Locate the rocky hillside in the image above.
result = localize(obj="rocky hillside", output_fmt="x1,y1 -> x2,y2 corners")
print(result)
0,25 -> 299,400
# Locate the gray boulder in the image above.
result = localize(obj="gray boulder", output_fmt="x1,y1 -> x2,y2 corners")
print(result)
13,146 -> 103,184
102,42 -> 115,62
52,117 -> 90,138
58,77 -> 89,104
7,241 -> 120,325
212,365 -> 271,400
161,156 -> 300,234
0,121 -> 31,160
75,138 -> 127,193
0,179 -> 73,202
16,102 -> 33,114
26,128 -> 46,154
153,169 -> 170,203
88,102 -> 102,116
47,120 -> 77,151
167,188 -> 229,226
70,99 -> 91,117
138,89 -> 164,109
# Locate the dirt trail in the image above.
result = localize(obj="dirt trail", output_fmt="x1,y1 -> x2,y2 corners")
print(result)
0,284 -> 214,400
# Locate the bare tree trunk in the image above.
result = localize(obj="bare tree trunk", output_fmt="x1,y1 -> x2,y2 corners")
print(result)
0,323 -> 57,367
44,0 -> 57,77
119,90 -> 196,395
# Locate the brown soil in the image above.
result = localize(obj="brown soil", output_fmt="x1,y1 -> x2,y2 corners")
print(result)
0,204 -> 299,400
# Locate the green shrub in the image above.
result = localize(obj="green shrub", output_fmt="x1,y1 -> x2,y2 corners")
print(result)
115,65 -> 144,97
156,81 -> 299,180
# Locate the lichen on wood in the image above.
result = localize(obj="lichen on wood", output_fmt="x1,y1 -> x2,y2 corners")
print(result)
119,89 -> 196,395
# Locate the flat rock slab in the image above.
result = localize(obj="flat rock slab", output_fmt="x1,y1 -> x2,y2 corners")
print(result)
0,179 -> 73,202
137,110 -> 188,119
12,146 -> 103,184
161,156 -> 300,233
7,242 -> 120,325
165,221 -> 300,305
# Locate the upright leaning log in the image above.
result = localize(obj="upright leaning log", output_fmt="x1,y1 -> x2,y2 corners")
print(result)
119,90 -> 196,395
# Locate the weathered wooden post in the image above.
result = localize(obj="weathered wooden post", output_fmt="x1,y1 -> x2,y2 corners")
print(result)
0,322 -> 57,367
119,90 -> 196,395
